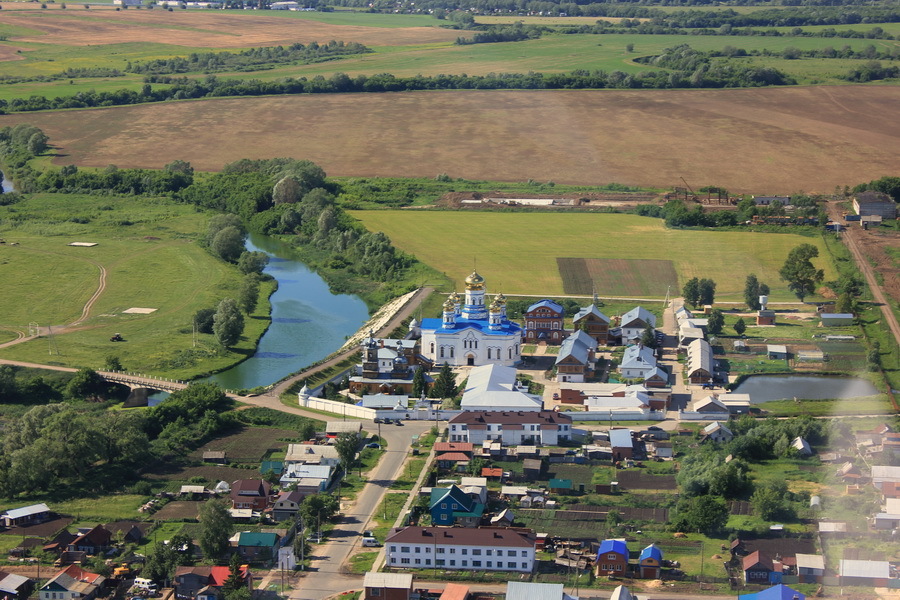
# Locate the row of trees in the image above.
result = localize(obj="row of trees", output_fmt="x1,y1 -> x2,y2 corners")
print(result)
126,40 -> 371,75
0,63 -> 796,114
682,277 -> 716,308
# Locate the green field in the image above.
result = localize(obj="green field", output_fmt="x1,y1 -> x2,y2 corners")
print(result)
0,193 -> 267,378
350,211 -> 837,300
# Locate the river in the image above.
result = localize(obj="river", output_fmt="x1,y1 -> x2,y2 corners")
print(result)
205,232 -> 370,391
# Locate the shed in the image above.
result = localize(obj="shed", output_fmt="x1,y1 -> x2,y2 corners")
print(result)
202,451 -> 227,464
767,345 -> 789,360
757,310 -> 776,326
853,190 -> 897,219
795,350 -> 825,362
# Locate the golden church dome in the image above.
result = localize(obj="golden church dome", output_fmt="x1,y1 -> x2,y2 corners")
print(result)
465,270 -> 485,290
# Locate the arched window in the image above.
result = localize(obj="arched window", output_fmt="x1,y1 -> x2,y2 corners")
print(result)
487,348 -> 492,359
430,342 -> 434,354
440,347 -> 445,358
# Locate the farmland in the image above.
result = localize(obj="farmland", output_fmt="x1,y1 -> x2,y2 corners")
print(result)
558,258 -> 678,297
349,211 -> 837,300
3,85 -> 899,194
0,193 -> 270,378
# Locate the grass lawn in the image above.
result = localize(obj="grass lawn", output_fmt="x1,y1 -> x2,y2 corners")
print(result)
36,494 -> 145,522
348,551 -> 379,574
757,395 -> 893,417
0,192 -> 268,379
368,491 -> 408,541
391,456 -> 427,490
351,211 -> 837,300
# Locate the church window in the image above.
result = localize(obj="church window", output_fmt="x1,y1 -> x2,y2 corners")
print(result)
440,347 -> 445,358
430,342 -> 434,354
451,347 -> 455,358
487,349 -> 491,359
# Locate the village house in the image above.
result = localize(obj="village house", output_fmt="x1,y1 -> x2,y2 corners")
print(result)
230,480 -> 272,511
609,429 -> 634,461
638,544 -> 663,579
434,442 -> 474,471
272,491 -> 305,522
68,525 -> 112,555
460,364 -> 542,412
872,465 -> 900,490
0,572 -> 33,600
619,307 -> 657,344
385,527 -> 536,573
595,539 -> 629,577
174,566 -> 252,600
555,330 -> 597,383
278,464 -> 332,492
325,421 -> 363,439
795,554 -> 825,583
448,411 -> 572,445
363,572 -> 413,600
743,551 -> 777,584
686,339 -> 714,383
430,485 -> 484,527
38,565 -> 105,600
741,584 -> 805,600
235,532 -> 279,563
573,303 -> 610,345
618,344 -> 659,380
839,559 -> 891,587
284,443 -> 340,467
700,421 -> 733,444
524,300 -> 565,344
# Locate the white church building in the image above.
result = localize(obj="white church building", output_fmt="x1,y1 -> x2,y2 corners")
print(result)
417,271 -> 522,367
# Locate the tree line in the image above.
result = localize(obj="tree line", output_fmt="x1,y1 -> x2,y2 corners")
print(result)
0,63 -> 796,113
125,40 -> 371,75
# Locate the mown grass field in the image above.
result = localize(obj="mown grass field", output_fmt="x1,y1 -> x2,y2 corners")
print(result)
350,211 -> 837,300
0,193 -> 268,378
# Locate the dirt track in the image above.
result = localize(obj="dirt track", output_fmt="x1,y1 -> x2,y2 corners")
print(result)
4,86 -> 899,194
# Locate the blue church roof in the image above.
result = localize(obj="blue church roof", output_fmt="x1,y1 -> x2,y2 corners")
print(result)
597,539 -> 628,558
420,317 -> 521,336
742,585 -> 805,600
527,299 -> 564,314
639,544 -> 662,562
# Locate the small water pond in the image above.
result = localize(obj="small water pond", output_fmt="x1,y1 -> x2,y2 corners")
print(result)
732,374 -> 880,403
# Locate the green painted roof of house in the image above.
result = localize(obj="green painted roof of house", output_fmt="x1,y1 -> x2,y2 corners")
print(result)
238,532 -> 278,547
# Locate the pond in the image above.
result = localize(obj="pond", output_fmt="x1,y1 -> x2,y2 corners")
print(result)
732,374 -> 880,403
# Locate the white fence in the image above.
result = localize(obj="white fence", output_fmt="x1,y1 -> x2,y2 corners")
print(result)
679,410 -> 730,421
300,395 -> 462,421
565,411 -> 666,421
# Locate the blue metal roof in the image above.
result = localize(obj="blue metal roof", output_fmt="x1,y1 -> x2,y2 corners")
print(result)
742,585 -> 805,600
640,544 -> 663,562
597,539 -> 628,558
527,299 -> 564,314
420,317 -> 522,336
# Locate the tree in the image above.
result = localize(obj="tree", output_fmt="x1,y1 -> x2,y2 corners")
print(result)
836,292 -> 855,314
27,132 -> 49,155
297,419 -> 316,442
779,244 -> 824,300
273,176 -> 302,205
670,495 -> 729,534
65,368 -> 108,400
223,553 -> 245,592
142,541 -> 177,582
412,367 -> 426,398
104,356 -> 123,371
164,159 -> 193,176
206,214 -> 244,246
430,363 -> 456,399
197,499 -> 232,560
682,277 -> 701,308
707,309 -> 724,335
698,278 -> 716,306
867,341 -> 881,372
640,323 -> 657,349
733,318 -> 747,336
193,307 -> 216,334
211,226 -> 245,263
751,480 -> 794,521
334,431 -> 358,476
237,251 -> 269,276
213,298 -> 244,347
237,275 -> 259,314
744,274 -> 770,310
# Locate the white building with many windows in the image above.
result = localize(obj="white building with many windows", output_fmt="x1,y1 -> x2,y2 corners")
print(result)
448,411 -> 572,445
386,526 -> 535,572
418,272 -> 522,367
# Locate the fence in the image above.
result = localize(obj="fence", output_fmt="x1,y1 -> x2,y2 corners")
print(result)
300,394 -> 462,421
568,411 -> 666,421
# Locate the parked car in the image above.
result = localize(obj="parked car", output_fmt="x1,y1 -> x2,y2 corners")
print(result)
374,417 -> 383,424
365,443 -> 381,449
382,418 -> 393,425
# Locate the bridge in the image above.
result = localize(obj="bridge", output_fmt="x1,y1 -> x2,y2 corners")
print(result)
100,372 -> 191,393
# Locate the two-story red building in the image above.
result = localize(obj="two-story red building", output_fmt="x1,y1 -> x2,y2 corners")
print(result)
230,480 -> 271,511
524,300 -> 565,344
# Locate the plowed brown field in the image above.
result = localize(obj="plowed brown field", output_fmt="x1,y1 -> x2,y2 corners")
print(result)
0,9 -> 458,47
3,85 -> 899,193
